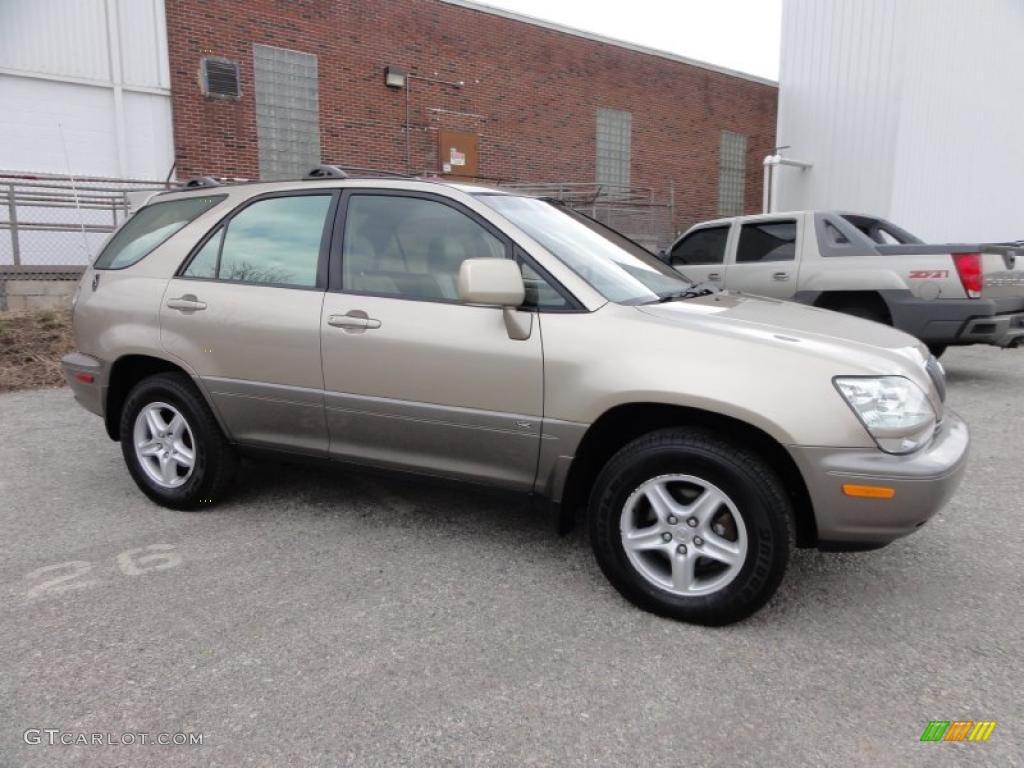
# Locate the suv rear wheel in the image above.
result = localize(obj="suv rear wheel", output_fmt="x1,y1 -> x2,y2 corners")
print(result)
589,428 -> 791,625
120,373 -> 238,510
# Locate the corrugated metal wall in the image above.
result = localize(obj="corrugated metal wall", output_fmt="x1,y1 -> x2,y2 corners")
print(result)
776,0 -> 1024,242
0,0 -> 173,179
0,0 -> 174,266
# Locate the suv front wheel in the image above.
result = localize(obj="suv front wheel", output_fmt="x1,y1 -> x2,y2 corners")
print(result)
120,372 -> 238,510
589,428 -> 791,625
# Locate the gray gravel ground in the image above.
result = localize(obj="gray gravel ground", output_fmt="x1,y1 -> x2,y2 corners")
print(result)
1,345 -> 1022,767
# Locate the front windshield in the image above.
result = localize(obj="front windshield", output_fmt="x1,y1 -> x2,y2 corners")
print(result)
479,195 -> 691,304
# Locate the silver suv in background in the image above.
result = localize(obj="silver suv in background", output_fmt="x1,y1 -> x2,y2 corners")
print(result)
62,168 -> 969,625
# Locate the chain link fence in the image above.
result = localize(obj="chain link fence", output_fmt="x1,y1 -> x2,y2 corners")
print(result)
0,171 -> 169,311
1,171 -> 679,310
497,181 -> 678,253
1,171 -> 170,269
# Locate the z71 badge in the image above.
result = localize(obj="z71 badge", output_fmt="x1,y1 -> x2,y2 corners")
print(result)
909,270 -> 949,279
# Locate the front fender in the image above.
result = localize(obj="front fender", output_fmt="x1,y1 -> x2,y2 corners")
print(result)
538,305 -> 878,450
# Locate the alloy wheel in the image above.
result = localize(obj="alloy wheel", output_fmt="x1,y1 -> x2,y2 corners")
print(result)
619,473 -> 748,596
133,401 -> 196,489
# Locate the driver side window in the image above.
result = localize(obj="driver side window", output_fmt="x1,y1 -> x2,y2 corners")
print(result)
341,194 -> 506,301
670,226 -> 729,266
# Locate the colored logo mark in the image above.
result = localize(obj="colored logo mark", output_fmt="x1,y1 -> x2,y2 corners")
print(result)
920,720 -> 997,742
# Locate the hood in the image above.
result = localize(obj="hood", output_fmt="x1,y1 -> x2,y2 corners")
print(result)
636,292 -> 930,368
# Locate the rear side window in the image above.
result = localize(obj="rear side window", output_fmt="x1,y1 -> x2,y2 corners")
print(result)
670,227 -> 729,266
184,195 -> 332,288
94,196 -> 224,269
737,220 -> 797,263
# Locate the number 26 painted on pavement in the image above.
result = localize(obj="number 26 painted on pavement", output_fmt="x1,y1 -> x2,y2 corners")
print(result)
25,545 -> 182,599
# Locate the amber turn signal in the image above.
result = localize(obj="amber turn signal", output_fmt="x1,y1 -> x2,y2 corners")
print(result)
842,484 -> 896,499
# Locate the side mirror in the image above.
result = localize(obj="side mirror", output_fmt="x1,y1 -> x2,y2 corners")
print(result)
457,258 -> 525,306
457,258 -> 532,341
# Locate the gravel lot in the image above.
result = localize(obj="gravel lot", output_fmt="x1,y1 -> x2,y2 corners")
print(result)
1,345 -> 1021,767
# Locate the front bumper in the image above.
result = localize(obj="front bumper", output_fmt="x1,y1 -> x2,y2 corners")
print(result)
60,352 -> 107,417
789,410 -> 970,548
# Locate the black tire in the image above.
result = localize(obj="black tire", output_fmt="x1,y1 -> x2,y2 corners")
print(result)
927,344 -> 947,359
589,428 -> 791,626
119,372 -> 238,510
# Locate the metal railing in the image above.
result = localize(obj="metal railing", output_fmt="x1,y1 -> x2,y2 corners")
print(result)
0,171 -> 681,273
497,181 -> 678,252
0,171 -> 170,272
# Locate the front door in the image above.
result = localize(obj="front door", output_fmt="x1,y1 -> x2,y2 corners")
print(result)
320,191 -> 544,490
161,191 -> 337,455
667,224 -> 731,288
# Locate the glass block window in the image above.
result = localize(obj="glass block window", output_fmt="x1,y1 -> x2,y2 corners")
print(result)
253,44 -> 321,180
718,131 -> 748,216
596,109 -> 632,193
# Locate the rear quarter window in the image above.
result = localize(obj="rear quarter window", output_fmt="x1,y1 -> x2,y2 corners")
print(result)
93,196 -> 225,270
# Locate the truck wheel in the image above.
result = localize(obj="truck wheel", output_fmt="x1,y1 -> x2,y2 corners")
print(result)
589,428 -> 791,625
119,372 -> 238,510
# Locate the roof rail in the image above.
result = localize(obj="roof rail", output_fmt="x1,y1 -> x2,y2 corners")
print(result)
304,164 -> 349,180
335,166 -> 413,179
181,176 -> 222,189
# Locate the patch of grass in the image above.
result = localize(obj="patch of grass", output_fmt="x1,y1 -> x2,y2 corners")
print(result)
0,309 -> 75,393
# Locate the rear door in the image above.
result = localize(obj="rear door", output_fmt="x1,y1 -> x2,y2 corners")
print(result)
724,216 -> 800,299
667,224 -> 731,288
161,191 -> 337,455
319,190 -> 545,490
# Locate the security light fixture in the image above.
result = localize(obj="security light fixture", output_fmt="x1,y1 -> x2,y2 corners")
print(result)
384,66 -> 407,89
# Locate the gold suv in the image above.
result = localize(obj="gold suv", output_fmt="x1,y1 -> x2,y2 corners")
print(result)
62,168 -> 969,625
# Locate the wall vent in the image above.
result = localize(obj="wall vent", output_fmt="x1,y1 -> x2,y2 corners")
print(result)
201,58 -> 241,99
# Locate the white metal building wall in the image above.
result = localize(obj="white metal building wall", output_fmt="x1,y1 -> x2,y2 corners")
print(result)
0,0 -> 173,180
775,0 -> 1024,242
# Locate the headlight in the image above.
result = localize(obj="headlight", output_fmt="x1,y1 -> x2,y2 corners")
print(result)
834,376 -> 936,455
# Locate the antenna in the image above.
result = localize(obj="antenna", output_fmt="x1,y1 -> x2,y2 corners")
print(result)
56,121 -> 92,261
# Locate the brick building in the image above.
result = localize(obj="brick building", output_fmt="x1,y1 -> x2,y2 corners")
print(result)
166,0 -> 777,235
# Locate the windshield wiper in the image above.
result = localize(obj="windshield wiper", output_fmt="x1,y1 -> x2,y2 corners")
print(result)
651,285 -> 717,303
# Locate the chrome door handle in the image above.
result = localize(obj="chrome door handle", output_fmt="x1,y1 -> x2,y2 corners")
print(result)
166,295 -> 207,311
328,313 -> 381,331
708,272 -> 722,281
772,272 -> 790,281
